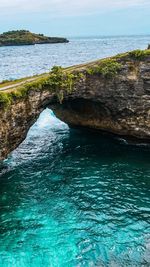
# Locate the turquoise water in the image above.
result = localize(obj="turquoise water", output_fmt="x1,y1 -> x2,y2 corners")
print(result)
0,110 -> 150,266
0,37 -> 150,266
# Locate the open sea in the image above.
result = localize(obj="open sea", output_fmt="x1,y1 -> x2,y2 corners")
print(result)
0,36 -> 150,266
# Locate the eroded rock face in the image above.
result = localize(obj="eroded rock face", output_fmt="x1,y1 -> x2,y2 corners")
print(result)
0,90 -> 56,160
52,58 -> 150,139
0,54 -> 150,160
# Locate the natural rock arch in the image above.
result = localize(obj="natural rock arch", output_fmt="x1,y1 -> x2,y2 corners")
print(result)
0,49 -> 150,160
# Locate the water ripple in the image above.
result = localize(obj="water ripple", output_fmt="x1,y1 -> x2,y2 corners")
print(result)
0,109 -> 150,266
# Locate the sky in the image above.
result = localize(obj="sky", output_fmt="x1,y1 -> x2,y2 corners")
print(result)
0,0 -> 150,36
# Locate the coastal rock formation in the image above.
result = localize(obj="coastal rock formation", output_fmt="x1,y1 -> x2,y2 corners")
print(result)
0,49 -> 150,160
0,90 -> 56,160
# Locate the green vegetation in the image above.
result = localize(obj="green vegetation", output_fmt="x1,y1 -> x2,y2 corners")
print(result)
115,49 -> 150,61
128,49 -> 150,60
86,49 -> 150,78
87,59 -> 122,77
0,30 -> 69,46
0,93 -> 12,107
44,66 -> 78,103
0,79 -> 13,84
0,66 -> 81,108
0,74 -> 48,89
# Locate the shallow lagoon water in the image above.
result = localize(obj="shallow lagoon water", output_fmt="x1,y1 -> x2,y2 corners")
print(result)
0,36 -> 150,266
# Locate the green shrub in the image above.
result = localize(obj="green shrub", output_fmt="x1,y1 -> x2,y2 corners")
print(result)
0,66 -> 82,108
87,59 -> 122,78
0,92 -> 12,107
129,49 -> 150,60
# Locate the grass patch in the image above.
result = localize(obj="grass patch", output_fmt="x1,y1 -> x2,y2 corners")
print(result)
87,59 -> 122,78
128,49 -> 150,60
114,49 -> 150,61
0,66 -> 82,108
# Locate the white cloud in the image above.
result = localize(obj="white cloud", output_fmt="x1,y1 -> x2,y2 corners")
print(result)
0,0 -> 150,16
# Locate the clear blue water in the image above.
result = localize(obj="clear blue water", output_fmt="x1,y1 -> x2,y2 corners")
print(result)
0,37 -> 150,266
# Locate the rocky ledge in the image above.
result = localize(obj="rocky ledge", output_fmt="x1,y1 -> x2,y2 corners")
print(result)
0,49 -> 150,160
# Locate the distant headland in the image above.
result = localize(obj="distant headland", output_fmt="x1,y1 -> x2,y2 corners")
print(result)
0,30 -> 69,47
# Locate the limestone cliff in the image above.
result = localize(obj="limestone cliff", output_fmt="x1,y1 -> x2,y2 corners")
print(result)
0,49 -> 150,160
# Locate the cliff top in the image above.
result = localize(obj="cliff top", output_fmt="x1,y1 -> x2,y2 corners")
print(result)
0,48 -> 150,107
0,30 -> 69,46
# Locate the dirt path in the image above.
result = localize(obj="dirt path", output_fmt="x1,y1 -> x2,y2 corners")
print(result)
0,77 -> 38,91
